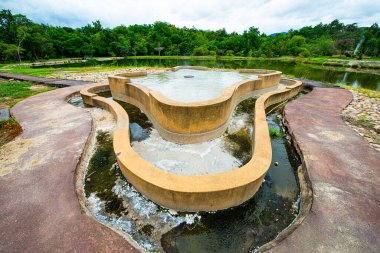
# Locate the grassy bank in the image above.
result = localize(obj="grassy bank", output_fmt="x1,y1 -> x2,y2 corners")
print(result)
0,79 -> 56,146
1,55 -> 379,77
0,80 -> 55,107
338,85 -> 380,99
0,65 -> 138,77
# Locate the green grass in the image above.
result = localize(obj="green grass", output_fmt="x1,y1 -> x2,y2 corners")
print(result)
0,80 -> 55,107
0,118 -> 18,126
339,85 -> 380,99
2,65 -> 137,77
269,127 -> 284,137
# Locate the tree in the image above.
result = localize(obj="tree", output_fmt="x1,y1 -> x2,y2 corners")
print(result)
1,9 -> 380,61
193,46 -> 209,56
154,42 -> 164,56
0,42 -> 19,60
312,38 -> 335,56
286,35 -> 307,56
242,26 -> 261,54
16,25 -> 27,62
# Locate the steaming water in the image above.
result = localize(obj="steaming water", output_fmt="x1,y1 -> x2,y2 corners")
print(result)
131,69 -> 258,102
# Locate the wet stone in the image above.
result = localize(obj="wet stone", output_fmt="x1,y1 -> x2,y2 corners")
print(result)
130,123 -> 150,142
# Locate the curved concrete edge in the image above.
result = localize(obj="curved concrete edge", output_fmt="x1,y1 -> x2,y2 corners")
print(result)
256,148 -> 313,252
0,85 -> 141,253
261,88 -> 380,252
107,66 -> 282,143
80,78 -> 303,211
72,99 -> 145,252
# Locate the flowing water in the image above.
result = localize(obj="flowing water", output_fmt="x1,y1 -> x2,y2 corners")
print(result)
68,93 -> 301,252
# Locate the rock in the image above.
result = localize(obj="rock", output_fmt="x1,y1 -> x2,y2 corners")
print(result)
374,125 -> 380,134
0,109 -> 10,120
168,209 -> 178,216
130,123 -> 149,142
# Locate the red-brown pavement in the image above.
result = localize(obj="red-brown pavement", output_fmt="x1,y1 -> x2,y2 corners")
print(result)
1,79 -> 380,253
0,86 -> 140,253
270,88 -> 380,252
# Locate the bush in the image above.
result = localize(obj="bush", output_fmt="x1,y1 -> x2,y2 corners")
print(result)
225,50 -> 234,56
269,127 -> 284,137
192,46 -> 209,56
298,48 -> 311,57
0,42 -> 20,61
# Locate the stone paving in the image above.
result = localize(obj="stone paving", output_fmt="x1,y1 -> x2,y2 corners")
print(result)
0,85 -> 140,253
1,73 -> 379,252
342,90 -> 380,152
267,88 -> 380,253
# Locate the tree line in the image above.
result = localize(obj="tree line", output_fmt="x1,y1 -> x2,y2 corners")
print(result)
0,9 -> 379,62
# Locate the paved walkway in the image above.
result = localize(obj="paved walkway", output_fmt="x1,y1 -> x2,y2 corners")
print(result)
271,88 -> 380,252
0,72 -> 94,87
0,86 -> 140,252
1,74 -> 379,252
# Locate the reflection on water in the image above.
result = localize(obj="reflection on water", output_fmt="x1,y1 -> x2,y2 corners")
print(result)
47,59 -> 380,90
59,58 -> 379,90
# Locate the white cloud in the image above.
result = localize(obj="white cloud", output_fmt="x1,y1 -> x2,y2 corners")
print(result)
1,0 -> 379,34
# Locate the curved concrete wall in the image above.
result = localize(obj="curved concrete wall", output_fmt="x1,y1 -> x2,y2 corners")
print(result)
80,76 -> 302,211
108,66 -> 282,143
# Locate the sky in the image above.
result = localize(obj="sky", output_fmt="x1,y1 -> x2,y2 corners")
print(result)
1,0 -> 379,34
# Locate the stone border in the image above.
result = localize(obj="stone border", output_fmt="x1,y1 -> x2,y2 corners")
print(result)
80,76 -> 302,211
107,66 -> 282,143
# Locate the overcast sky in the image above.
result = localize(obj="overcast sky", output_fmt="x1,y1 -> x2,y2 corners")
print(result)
1,0 -> 379,34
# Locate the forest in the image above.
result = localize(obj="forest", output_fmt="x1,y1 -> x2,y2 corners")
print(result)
0,9 -> 379,61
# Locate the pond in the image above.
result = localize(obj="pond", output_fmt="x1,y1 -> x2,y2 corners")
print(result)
131,69 -> 258,102
61,58 -> 380,90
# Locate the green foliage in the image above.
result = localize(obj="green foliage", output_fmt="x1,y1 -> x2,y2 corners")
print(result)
0,80 -> 55,107
0,118 -> 18,126
269,127 -> 284,137
1,10 -> 380,61
311,38 -> 335,56
339,84 -> 380,99
0,41 -> 20,60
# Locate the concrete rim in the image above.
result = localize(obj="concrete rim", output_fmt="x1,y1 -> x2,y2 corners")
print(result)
106,66 -> 283,143
80,74 -> 302,211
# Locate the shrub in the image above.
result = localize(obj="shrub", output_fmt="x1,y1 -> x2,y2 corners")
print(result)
192,46 -> 209,56
269,126 -> 284,137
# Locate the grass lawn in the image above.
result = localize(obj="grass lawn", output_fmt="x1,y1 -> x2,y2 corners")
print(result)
338,84 -> 380,99
0,65 -> 138,77
0,80 -> 55,108
0,79 -> 55,146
